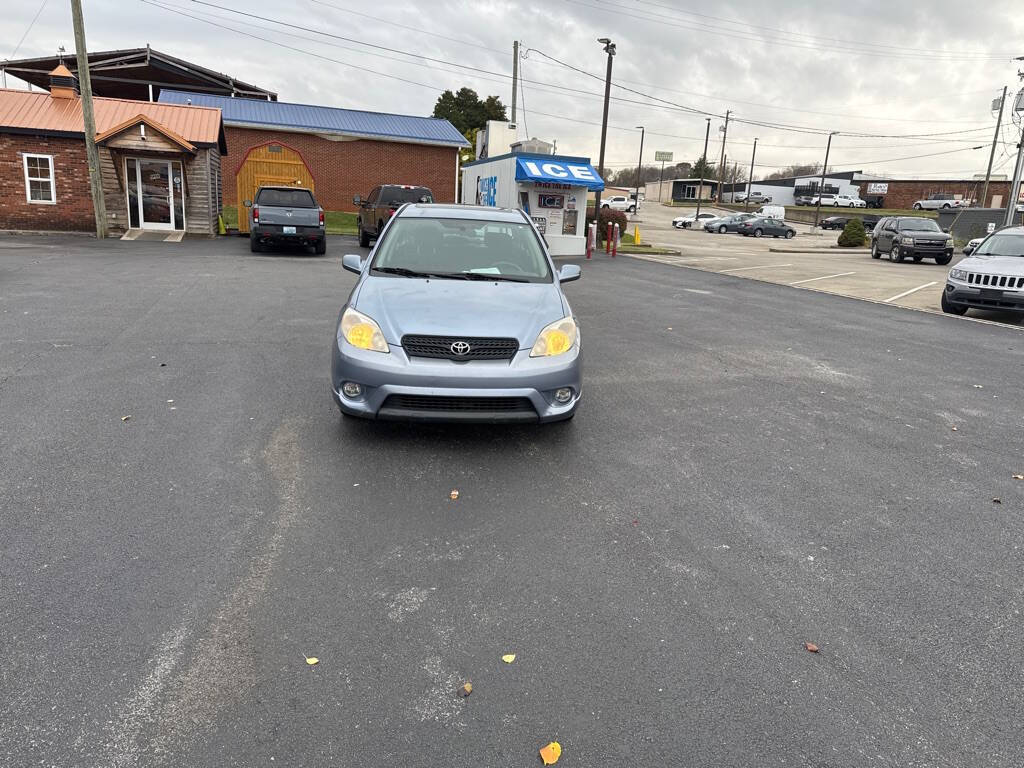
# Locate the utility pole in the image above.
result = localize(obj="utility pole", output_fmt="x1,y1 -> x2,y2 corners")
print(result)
814,132 -> 837,229
694,118 -> 710,223
716,110 -> 730,202
70,0 -> 107,239
511,40 -> 519,126
982,86 -> 1007,208
633,125 -> 645,213
658,157 -> 666,202
745,138 -> 758,212
731,159 -> 737,201
593,38 -> 615,239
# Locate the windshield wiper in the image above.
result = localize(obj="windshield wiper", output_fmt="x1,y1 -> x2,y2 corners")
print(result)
372,266 -> 446,278
457,272 -> 530,283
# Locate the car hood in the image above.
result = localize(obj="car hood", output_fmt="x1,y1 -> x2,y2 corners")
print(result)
353,276 -> 567,347
955,254 -> 1024,274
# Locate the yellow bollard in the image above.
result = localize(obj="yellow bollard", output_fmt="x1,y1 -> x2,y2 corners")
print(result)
633,225 -> 641,245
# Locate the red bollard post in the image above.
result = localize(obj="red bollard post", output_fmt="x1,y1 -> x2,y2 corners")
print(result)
586,222 -> 594,259
605,222 -> 612,253
612,223 -> 619,257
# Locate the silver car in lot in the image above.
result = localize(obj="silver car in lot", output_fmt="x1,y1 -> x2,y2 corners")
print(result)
331,204 -> 582,423
942,226 -> 1024,316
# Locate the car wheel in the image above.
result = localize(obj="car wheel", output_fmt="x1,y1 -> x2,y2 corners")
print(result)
871,242 -> 880,259
357,222 -> 370,248
315,238 -> 327,255
602,204 -> 610,209
941,291 -> 968,315
249,233 -> 262,253
753,228 -> 763,238
942,203 -> 951,209
719,225 -> 727,234
628,205 -> 636,213
785,230 -> 795,239
935,253 -> 953,266
889,245 -> 903,263
913,203 -> 922,210
682,222 -> 690,229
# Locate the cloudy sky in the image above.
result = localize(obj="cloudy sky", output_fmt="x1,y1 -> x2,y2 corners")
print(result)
3,0 -> 1023,179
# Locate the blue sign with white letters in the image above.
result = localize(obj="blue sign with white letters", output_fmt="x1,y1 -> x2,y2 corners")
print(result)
515,158 -> 605,191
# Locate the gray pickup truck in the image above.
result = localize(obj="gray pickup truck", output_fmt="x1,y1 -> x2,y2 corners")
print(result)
354,185 -> 433,247
245,186 -> 326,254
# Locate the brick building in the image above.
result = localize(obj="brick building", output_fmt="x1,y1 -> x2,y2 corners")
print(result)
853,178 -> 1013,209
158,90 -> 469,214
0,66 -> 226,236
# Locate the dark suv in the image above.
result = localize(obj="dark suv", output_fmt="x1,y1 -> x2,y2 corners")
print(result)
355,185 -> 433,247
870,216 -> 953,264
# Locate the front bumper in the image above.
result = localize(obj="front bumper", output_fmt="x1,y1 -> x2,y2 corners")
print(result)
331,337 -> 582,423
898,244 -> 953,260
945,282 -> 1024,313
253,225 -> 325,246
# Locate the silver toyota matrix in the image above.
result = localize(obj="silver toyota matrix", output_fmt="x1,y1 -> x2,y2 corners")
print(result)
331,204 -> 582,423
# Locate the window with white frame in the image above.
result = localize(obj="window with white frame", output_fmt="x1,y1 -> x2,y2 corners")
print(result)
23,154 -> 56,204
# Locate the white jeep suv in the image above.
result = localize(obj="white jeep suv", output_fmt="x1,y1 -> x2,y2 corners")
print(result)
942,227 -> 1024,315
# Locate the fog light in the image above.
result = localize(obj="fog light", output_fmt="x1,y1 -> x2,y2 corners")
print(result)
342,382 -> 363,398
554,387 -> 573,404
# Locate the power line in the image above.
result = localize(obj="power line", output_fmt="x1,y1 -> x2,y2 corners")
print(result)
7,0 -> 49,60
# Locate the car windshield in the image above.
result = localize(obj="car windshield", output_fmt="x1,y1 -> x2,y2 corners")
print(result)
380,187 -> 433,204
899,219 -> 941,232
372,218 -> 552,282
256,188 -> 316,207
974,233 -> 1024,257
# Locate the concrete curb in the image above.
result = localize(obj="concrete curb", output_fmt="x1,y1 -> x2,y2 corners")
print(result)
769,247 -> 870,254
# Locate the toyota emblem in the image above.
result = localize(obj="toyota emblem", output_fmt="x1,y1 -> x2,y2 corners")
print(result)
450,341 -> 471,356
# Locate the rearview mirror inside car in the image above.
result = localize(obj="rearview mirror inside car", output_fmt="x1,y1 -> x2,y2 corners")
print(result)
242,199 -> 252,208
342,254 -> 364,274
352,195 -> 361,205
558,264 -> 581,283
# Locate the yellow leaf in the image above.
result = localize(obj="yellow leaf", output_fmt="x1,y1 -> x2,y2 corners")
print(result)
539,741 -> 561,765
450,490 -> 460,500
457,681 -> 472,697
121,415 -> 131,422
502,654 -> 516,664
305,656 -> 319,665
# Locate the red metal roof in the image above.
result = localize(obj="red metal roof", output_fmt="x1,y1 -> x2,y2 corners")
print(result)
0,87 -> 223,146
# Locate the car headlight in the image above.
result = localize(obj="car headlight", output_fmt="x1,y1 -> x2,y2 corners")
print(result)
530,316 -> 578,357
901,236 -> 914,245
949,268 -> 968,280
340,307 -> 389,353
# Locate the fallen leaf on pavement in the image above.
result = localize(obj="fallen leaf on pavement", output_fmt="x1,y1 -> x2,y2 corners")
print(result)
951,426 -> 958,431
803,642 -> 819,653
121,415 -> 131,422
539,741 -> 561,765
305,656 -> 319,665
457,682 -> 472,698
450,490 -> 459,500
973,384 -> 984,389
993,498 -> 1002,504
1013,475 -> 1023,480
502,654 -> 516,664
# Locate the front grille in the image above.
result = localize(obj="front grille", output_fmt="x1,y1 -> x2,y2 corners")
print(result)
382,395 -> 535,413
914,240 -> 947,248
402,335 -> 519,361
964,273 -> 1024,289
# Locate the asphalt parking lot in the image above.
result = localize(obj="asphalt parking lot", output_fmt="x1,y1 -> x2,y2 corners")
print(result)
3,233 -> 1024,766
627,204 -> 1024,327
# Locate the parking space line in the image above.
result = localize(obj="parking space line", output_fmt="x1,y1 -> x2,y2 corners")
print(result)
719,263 -> 792,272
790,271 -> 857,285
884,281 -> 938,303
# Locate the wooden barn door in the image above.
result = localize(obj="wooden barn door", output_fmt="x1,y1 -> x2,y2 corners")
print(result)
236,143 -> 315,233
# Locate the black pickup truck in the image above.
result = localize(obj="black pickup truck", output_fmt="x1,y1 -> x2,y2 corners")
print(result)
354,185 -> 433,247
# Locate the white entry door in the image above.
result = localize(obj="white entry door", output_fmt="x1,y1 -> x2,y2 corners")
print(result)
126,158 -> 184,230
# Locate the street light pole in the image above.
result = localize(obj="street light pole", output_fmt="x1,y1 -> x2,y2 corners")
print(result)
745,138 -> 758,212
695,118 -> 711,223
814,132 -> 837,229
593,38 -> 615,239
633,125 -> 645,213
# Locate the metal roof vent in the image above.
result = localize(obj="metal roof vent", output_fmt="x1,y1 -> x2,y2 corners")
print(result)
48,64 -> 79,99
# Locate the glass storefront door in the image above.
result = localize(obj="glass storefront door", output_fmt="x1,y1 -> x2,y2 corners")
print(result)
125,158 -> 185,230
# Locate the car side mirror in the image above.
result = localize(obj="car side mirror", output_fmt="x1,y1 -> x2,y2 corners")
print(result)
558,264 -> 581,283
342,254 -> 364,274
352,195 -> 361,206
242,199 -> 252,208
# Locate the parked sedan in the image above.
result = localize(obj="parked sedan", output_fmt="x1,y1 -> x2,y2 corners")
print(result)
332,204 -> 581,423
942,226 -> 1024,315
821,214 -> 881,231
962,236 -> 985,256
736,217 -> 796,239
870,216 -> 953,264
673,212 -> 718,229
705,213 -> 758,233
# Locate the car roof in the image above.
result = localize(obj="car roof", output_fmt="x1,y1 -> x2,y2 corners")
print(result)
396,204 -> 530,223
381,184 -> 431,189
991,226 -> 1024,235
258,185 -> 312,192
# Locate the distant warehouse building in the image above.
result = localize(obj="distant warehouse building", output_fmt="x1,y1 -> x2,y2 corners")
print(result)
158,91 -> 469,214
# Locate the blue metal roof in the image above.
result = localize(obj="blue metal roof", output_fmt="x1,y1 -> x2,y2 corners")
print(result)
158,90 -> 469,148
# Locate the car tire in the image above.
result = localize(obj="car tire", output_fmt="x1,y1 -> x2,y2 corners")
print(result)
628,205 -> 636,213
871,242 -> 880,259
785,230 -> 794,239
942,203 -> 951,209
601,204 -> 609,209
753,228 -> 763,238
913,203 -> 922,210
249,233 -> 262,253
719,225 -> 727,234
890,245 -> 903,263
315,238 -> 327,255
935,254 -> 953,266
682,222 -> 690,229
941,291 -> 968,315
358,222 -> 370,248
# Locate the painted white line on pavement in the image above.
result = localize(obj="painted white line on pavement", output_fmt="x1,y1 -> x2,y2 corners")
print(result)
790,271 -> 857,285
719,263 -> 792,272
884,281 -> 938,303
